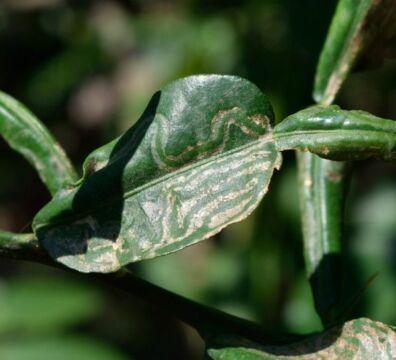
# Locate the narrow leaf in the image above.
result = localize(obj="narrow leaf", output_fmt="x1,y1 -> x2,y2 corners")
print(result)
274,105 -> 396,161
0,91 -> 78,195
295,153 -> 347,325
313,0 -> 396,105
33,75 -> 281,273
208,318 -> 396,359
310,0 -> 396,325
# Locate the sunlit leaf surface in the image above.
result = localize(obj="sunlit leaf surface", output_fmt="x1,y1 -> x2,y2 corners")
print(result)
0,92 -> 78,195
274,105 -> 396,161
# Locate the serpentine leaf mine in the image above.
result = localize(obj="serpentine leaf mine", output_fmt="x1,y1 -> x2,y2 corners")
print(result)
33,75 -> 281,273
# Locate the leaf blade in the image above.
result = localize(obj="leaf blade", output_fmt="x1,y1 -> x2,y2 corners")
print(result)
296,153 -> 347,325
303,0 -> 396,327
274,105 -> 396,161
33,75 -> 281,273
0,91 -> 78,195
313,0 -> 396,105
208,318 -> 396,359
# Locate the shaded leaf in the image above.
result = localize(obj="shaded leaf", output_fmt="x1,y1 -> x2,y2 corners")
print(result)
274,105 -> 396,161
208,318 -> 396,359
0,91 -> 78,195
313,0 -> 396,105
33,75 -> 281,273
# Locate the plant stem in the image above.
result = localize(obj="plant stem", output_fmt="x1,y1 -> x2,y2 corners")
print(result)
91,269 -> 301,345
0,231 -> 301,346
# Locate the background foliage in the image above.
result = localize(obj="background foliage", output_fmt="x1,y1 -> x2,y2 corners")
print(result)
0,0 -> 395,358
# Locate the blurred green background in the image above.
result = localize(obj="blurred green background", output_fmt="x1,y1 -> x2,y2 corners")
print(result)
0,0 -> 395,359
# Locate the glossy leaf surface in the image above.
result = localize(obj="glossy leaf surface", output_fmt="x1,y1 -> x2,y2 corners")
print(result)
303,0 -> 396,325
274,105 -> 396,161
33,75 -> 281,273
313,0 -> 396,105
0,91 -> 78,195
208,318 -> 396,359
295,153 -> 346,325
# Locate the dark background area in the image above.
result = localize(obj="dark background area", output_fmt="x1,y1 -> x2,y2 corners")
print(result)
0,0 -> 395,359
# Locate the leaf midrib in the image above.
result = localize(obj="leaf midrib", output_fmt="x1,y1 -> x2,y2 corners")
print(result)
274,128 -> 396,142
35,134 -> 275,229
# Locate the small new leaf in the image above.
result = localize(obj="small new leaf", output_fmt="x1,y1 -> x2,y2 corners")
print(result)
274,105 -> 396,161
208,318 -> 396,359
33,75 -> 281,273
0,91 -> 78,195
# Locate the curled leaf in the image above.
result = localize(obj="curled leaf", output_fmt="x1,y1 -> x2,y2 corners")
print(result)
274,105 -> 396,161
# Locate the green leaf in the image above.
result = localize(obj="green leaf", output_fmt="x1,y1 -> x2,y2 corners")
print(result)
310,0 -> 396,326
208,318 -> 396,359
33,75 -> 281,273
0,91 -> 78,195
274,105 -> 396,161
0,336 -> 129,360
0,231 -> 37,252
295,153 -> 346,325
313,0 -> 396,105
